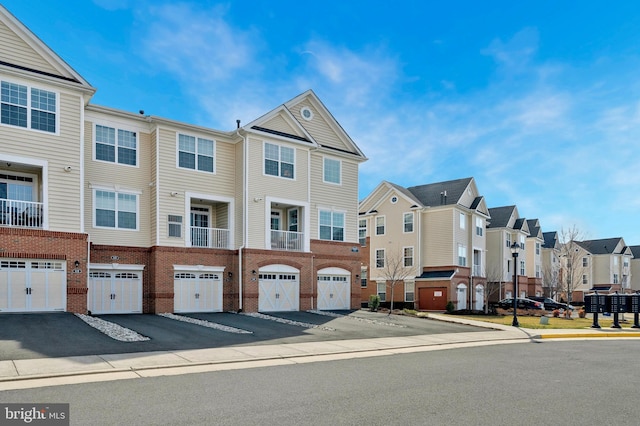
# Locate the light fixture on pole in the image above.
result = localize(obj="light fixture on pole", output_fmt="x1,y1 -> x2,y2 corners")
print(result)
511,241 -> 520,327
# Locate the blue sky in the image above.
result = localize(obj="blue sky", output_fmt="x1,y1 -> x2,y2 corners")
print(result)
4,1 -> 640,243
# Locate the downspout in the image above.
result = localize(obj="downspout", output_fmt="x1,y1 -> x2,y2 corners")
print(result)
237,126 -> 247,311
80,94 -> 88,313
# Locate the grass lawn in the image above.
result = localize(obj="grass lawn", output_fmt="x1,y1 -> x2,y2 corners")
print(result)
450,314 -> 615,329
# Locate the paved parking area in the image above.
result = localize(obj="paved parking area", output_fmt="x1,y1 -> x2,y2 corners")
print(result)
0,310 -> 485,360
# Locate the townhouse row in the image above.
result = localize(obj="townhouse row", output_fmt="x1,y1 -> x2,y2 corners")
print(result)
0,5 -> 366,314
358,178 -> 637,310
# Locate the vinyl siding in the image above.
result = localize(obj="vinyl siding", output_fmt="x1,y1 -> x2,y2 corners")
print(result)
262,114 -> 306,138
234,142 -> 244,248
156,127 -> 236,247
0,21 -> 61,76
291,102 -> 350,152
0,88 -> 83,232
84,120 -> 152,246
245,136 -> 309,249
149,129 -> 158,245
310,153 -> 359,242
423,209 -> 454,266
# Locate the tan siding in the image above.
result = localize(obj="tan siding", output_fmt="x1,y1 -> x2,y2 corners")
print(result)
149,129 -> 158,245
155,127 -> 237,247
234,142 -> 244,248
309,153 -> 359,242
423,209 -> 454,266
1,90 -> 83,232
0,21 -> 61,76
245,136 -> 308,250
262,115 -> 305,137
291,102 -> 351,152
84,120 -> 152,246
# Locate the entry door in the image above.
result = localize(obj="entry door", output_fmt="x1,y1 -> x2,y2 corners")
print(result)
317,275 -> 350,310
191,206 -> 210,247
418,287 -> 448,311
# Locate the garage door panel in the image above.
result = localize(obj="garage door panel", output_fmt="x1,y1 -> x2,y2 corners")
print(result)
317,275 -> 350,310
174,272 -> 222,313
0,259 -> 66,312
259,273 -> 299,312
89,271 -> 142,314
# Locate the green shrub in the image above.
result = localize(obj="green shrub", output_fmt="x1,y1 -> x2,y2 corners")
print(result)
445,301 -> 455,313
368,295 -> 381,311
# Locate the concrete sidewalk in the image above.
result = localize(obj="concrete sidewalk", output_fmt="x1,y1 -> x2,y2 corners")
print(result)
2,314 -> 640,391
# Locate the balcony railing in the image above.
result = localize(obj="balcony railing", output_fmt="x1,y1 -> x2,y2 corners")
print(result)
190,226 -> 230,249
271,230 -> 303,251
472,265 -> 482,276
0,200 -> 43,229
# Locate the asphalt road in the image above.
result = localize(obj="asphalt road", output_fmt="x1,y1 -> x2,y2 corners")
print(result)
2,340 -> 639,425
0,310 -> 484,360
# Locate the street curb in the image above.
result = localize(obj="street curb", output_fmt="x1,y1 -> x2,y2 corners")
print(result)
538,332 -> 640,339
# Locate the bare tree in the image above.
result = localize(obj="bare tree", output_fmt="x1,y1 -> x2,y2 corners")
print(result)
558,225 -> 589,304
483,261 -> 506,314
541,262 -> 560,299
380,248 -> 414,315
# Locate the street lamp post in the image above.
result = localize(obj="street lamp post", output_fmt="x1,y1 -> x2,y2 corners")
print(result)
511,241 -> 520,327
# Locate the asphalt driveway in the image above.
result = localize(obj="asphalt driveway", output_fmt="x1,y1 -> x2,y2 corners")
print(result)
0,310 -> 486,360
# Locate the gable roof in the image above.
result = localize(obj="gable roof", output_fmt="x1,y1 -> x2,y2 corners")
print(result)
0,5 -> 94,92
577,238 -> 626,255
629,246 -> 640,259
526,219 -> 542,239
406,177 -> 473,207
487,206 -> 516,228
543,231 -> 559,249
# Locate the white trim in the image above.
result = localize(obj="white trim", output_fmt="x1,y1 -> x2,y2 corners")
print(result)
89,263 -> 145,271
322,156 -> 342,185
317,267 -> 350,275
263,141 -> 296,180
0,77 -> 60,136
80,94 -> 85,232
300,106 -> 314,121
91,187 -> 140,231
259,264 -> 299,274
184,192 -> 235,248
92,122 -> 141,168
173,264 -> 226,273
0,153 -> 49,230
176,132 -> 216,174
317,206 -> 346,242
265,196 -> 310,251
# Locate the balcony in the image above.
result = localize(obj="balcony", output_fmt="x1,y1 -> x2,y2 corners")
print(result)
190,226 -> 230,249
472,264 -> 482,277
0,199 -> 43,229
271,229 -> 303,251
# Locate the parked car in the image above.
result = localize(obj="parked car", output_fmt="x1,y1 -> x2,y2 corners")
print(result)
492,298 -> 545,310
528,297 -> 574,311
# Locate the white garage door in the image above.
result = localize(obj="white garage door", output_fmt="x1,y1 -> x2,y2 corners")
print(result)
258,264 -> 299,312
174,272 -> 223,313
0,259 -> 66,312
317,267 -> 351,310
88,270 -> 142,314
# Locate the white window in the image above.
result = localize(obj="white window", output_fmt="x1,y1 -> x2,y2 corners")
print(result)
319,210 -> 344,241
403,247 -> 414,267
376,249 -> 385,268
535,264 -> 541,278
519,235 -> 525,249
95,124 -> 137,166
360,268 -> 367,287
178,134 -> 214,172
459,212 -> 465,229
377,282 -> 386,301
323,157 -> 341,184
168,215 -> 183,238
94,189 -> 138,230
582,257 -> 588,267
613,274 -> 619,284
506,234 -> 511,248
582,274 -> 588,285
375,216 -> 385,235
359,219 -> 367,246
520,260 -> 525,276
405,281 -> 415,302
1,81 -> 57,133
475,217 -> 483,236
458,245 -> 467,267
535,242 -> 540,255
403,212 -> 414,233
264,142 -> 294,178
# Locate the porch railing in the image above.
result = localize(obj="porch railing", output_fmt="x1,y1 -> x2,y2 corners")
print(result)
271,230 -> 303,251
190,226 -> 230,249
0,200 -> 44,229
473,265 -> 482,276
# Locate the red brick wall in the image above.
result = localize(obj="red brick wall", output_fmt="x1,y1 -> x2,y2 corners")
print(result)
0,228 -> 88,313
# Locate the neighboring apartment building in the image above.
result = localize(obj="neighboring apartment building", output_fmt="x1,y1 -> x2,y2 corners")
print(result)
541,231 -> 561,298
486,206 -> 543,300
359,177 -> 490,311
570,238 -> 633,302
0,5 -> 367,314
628,245 -> 640,292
